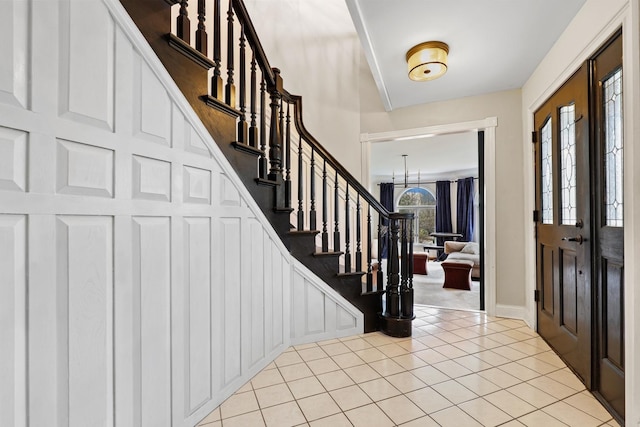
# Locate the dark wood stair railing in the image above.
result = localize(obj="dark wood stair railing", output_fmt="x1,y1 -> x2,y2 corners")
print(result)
120,0 -> 415,336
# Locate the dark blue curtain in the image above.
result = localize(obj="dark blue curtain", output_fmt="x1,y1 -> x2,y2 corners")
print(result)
379,183 -> 394,259
456,177 -> 475,242
435,181 -> 452,251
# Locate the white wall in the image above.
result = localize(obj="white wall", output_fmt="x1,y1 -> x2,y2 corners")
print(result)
244,0 -> 363,178
521,0 -> 639,421
360,78 -> 526,309
0,1 -> 363,426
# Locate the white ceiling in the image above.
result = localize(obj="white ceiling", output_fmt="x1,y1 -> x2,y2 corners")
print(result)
370,132 -> 479,184
348,0 -> 587,180
346,0 -> 587,111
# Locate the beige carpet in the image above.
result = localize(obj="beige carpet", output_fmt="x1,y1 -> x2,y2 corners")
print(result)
411,261 -> 480,310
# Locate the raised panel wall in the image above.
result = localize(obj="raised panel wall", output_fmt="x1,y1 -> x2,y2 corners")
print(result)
0,1 -> 364,426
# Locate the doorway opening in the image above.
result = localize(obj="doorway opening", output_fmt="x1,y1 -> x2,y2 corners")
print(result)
362,120 -> 495,312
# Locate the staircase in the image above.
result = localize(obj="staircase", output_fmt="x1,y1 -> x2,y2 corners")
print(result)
120,0 -> 415,335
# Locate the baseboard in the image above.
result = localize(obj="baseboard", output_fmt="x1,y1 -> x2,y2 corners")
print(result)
495,304 -> 527,321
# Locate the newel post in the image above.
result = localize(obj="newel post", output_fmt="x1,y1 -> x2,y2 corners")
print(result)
380,212 -> 415,337
385,216 -> 400,317
401,215 -> 414,319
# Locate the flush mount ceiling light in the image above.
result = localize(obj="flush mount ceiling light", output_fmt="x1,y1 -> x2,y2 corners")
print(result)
406,41 -> 449,81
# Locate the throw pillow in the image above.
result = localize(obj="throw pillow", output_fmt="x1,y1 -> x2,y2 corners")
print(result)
460,242 -> 479,255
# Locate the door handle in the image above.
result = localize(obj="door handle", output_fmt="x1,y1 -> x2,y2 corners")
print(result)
562,235 -> 586,244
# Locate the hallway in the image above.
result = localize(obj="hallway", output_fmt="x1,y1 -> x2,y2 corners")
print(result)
197,306 -> 619,426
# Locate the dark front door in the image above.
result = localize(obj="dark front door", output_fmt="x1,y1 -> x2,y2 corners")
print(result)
591,31 -> 625,420
534,64 -> 592,385
534,31 -> 624,422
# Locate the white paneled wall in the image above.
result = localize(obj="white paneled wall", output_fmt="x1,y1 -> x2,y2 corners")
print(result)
0,1 -> 363,426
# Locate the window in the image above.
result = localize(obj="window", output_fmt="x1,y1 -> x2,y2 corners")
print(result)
397,187 -> 436,243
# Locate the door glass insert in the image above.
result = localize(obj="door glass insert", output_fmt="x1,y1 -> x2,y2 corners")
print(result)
541,119 -> 553,224
604,68 -> 623,227
560,104 -> 577,225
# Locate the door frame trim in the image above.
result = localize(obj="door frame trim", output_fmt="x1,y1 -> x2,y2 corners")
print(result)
522,2 -> 640,422
360,117 -> 498,316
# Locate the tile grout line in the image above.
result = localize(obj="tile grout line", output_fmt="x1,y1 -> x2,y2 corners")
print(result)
213,306 -> 618,427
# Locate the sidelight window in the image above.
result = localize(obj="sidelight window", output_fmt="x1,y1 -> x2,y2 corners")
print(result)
603,68 -> 623,227
560,104 -> 577,225
541,119 -> 553,224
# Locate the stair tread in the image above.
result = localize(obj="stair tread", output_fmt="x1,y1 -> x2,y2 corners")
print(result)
336,271 -> 366,278
232,141 -> 263,156
313,251 -> 344,257
361,289 -> 385,297
289,230 -> 320,236
255,177 -> 279,187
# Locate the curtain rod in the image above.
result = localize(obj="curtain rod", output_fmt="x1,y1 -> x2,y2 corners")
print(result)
377,177 -> 479,186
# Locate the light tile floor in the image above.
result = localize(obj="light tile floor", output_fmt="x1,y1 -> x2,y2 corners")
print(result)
198,305 -> 620,427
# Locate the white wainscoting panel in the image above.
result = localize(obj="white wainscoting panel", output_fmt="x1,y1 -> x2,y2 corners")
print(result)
184,217 -> 212,414
247,219 -> 266,367
56,139 -> 114,198
132,217 -> 172,427
132,155 -> 172,201
183,165 -> 212,204
185,125 -> 210,157
0,215 -> 27,427
291,261 -> 364,345
59,0 -> 115,130
219,217 -> 242,387
0,0 -> 28,108
135,58 -> 172,145
56,215 -> 114,427
0,1 -> 365,426
0,127 -> 28,192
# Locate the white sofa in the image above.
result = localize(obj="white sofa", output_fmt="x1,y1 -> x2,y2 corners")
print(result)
444,241 -> 480,279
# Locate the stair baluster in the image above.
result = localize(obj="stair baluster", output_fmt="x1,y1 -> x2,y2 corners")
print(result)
249,52 -> 258,148
377,216 -> 384,290
333,170 -> 340,252
237,26 -> 248,143
284,102 -> 292,209
267,69 -> 282,181
177,0 -> 190,44
297,135 -> 304,230
225,0 -> 235,107
259,77 -> 267,178
309,149 -> 317,231
195,0 -> 207,54
321,160 -> 329,252
211,0 -> 223,99
356,194 -> 362,272
366,205 -> 373,293
344,184 -> 351,272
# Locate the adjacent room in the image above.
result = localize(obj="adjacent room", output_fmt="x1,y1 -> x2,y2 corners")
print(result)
369,131 -> 482,310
